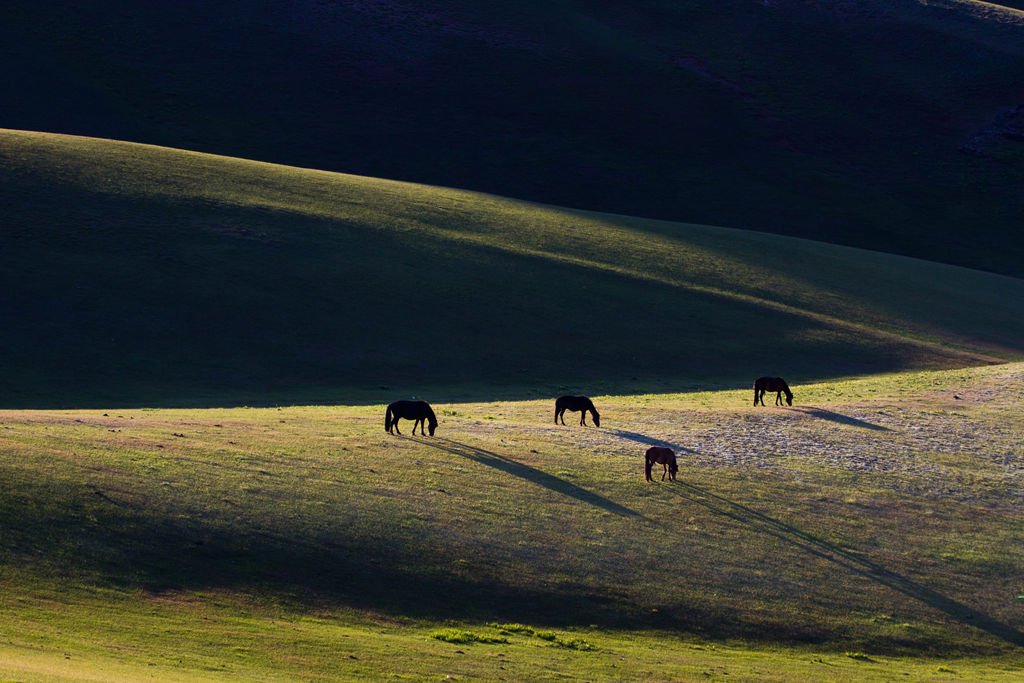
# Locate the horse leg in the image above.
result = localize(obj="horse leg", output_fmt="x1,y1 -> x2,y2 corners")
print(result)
414,418 -> 423,435
580,411 -> 587,426
393,419 -> 401,435
775,391 -> 782,406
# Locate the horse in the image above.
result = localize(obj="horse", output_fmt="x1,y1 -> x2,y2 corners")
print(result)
554,395 -> 601,427
754,376 -> 793,406
645,446 -> 677,482
385,400 -> 438,436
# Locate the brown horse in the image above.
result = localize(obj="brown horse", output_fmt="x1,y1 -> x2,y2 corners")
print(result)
554,395 -> 601,427
644,446 -> 677,481
754,376 -> 793,406
385,400 -> 438,436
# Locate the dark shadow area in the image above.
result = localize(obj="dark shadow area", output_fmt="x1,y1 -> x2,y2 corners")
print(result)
409,436 -> 645,519
0,472 -> 779,640
663,478 -> 1024,649
789,406 -> 893,431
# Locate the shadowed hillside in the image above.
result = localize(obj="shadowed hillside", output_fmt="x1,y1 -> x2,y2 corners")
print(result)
2,130 -> 1023,407
2,1 -> 1024,274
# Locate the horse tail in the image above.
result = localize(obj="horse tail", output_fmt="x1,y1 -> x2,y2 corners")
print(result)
753,383 -> 760,406
385,405 -> 393,432
644,454 -> 653,481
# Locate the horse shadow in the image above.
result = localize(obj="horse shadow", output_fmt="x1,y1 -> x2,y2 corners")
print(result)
663,479 -> 1024,648
789,406 -> 892,431
406,436 -> 645,519
608,429 -> 700,455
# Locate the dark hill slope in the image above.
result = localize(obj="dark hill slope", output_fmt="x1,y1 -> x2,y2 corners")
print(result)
3,130 -> 1023,407
2,1 -> 1023,275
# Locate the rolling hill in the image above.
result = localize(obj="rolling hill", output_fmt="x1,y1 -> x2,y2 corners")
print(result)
3,129 -> 1023,407
3,1 -> 1024,275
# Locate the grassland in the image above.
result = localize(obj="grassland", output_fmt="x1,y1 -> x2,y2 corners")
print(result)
3,129 -> 1023,678
3,129 -> 1024,408
1,363 -> 1022,680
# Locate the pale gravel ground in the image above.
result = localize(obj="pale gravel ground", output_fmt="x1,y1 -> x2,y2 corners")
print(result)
451,369 -> 1024,507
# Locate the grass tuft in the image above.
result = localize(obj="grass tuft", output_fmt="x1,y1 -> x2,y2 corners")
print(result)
845,652 -> 874,662
429,630 -> 509,645
491,623 -> 536,636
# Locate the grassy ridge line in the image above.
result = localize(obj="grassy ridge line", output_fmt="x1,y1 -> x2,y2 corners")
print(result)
6,127 -> 1022,357
942,0 -> 1024,22
6,2 -> 1024,277
408,222 -> 1004,365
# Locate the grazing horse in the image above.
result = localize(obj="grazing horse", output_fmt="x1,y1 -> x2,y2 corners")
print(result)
554,395 -> 601,427
645,446 -> 677,482
385,400 -> 438,436
754,376 -> 793,406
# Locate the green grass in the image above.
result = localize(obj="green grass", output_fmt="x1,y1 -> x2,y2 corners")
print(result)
3,129 -> 1024,407
0,363 -> 1022,679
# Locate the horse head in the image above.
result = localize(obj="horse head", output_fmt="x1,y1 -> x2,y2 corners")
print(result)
592,410 -> 601,428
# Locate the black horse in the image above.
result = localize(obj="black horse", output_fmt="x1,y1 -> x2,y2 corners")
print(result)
554,395 -> 601,427
644,446 -> 677,482
385,400 -> 438,436
754,377 -> 793,406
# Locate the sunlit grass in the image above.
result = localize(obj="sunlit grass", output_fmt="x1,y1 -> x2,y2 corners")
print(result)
1,363 -> 1022,679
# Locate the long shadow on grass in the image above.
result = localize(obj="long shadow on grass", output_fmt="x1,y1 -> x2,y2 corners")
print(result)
608,429 -> 700,454
662,479 -> 1024,648
1,468 -> 687,631
789,406 -> 892,431
407,436 -> 645,519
